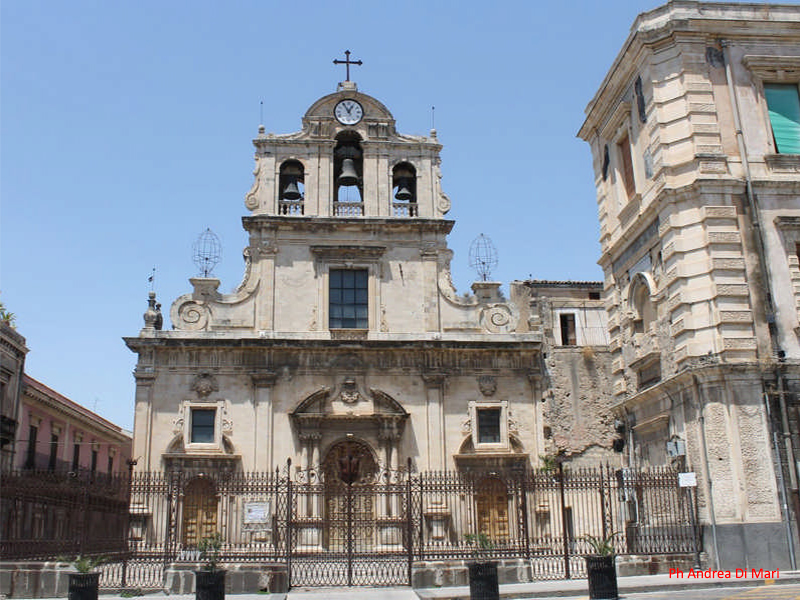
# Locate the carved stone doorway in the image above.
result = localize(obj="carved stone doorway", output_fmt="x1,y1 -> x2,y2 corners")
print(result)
181,477 -> 218,548
322,439 -> 378,552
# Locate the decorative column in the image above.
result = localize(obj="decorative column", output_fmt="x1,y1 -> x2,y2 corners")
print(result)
251,372 -> 276,471
377,419 -> 404,551
295,430 -> 323,551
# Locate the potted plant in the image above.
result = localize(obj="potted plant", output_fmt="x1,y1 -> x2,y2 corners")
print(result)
584,533 -> 619,600
464,532 -> 498,600
68,556 -> 104,600
195,533 -> 225,600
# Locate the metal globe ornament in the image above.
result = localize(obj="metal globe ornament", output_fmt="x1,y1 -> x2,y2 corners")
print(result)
468,234 -> 498,281
192,228 -> 222,277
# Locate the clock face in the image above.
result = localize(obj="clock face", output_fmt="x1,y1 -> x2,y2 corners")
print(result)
334,99 -> 364,125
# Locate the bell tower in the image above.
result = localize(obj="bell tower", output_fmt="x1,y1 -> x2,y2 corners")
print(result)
243,62 -> 450,220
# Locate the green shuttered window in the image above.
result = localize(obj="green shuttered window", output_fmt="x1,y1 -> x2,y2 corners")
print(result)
765,84 -> 800,154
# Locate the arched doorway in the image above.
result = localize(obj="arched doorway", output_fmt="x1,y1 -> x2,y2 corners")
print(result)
181,477 -> 218,548
476,476 -> 509,543
322,439 -> 378,551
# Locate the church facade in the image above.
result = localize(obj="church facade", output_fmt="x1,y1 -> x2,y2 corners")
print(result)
126,78 -> 545,491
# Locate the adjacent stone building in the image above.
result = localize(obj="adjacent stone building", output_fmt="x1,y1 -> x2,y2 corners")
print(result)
510,280 -> 615,465
578,0 -> 800,569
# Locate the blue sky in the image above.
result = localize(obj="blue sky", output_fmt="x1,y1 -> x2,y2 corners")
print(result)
0,0 -> 771,430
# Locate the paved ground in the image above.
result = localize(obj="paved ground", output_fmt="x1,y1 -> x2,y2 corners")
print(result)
17,572 -> 800,600
615,584 -> 800,599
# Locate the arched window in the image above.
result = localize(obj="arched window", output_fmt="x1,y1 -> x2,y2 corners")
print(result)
630,275 -> 656,334
334,132 -> 363,215
392,163 -> 417,217
279,160 -> 304,215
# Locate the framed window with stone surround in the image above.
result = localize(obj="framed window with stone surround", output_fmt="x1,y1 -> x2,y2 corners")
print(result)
183,400 -> 226,451
600,101 -> 641,213
774,217 -> 800,331
469,400 -> 510,452
310,245 -> 385,335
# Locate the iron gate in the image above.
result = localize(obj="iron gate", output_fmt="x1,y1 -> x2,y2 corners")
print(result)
287,461 -> 415,587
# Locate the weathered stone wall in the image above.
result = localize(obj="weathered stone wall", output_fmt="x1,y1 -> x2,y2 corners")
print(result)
542,347 -> 616,463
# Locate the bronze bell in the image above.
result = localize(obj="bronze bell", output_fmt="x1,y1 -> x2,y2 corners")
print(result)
338,158 -> 359,187
282,178 -> 301,200
394,178 -> 413,201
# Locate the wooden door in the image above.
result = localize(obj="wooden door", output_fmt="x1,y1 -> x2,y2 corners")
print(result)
476,477 -> 509,542
181,478 -> 218,548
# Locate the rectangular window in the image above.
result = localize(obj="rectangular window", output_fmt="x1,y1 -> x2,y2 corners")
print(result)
765,84 -> 800,154
191,409 -> 216,443
329,269 -> 368,329
72,442 -> 80,471
48,433 -> 58,471
107,455 -> 114,474
25,424 -> 38,469
618,134 -> 636,199
91,449 -> 98,473
560,314 -> 577,346
477,408 -> 501,444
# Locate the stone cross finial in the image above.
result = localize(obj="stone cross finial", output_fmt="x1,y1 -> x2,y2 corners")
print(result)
333,50 -> 362,82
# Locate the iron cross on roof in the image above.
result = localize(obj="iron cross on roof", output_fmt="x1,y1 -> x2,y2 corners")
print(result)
333,50 -> 362,82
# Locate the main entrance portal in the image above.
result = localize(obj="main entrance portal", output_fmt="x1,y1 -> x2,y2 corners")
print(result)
288,439 -> 411,587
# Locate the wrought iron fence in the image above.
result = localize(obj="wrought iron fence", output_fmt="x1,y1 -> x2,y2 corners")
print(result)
414,465 -> 696,579
0,464 -> 698,589
0,469 -> 129,560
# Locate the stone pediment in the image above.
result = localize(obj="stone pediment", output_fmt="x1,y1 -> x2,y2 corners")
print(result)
291,386 -> 408,418
291,386 -> 408,438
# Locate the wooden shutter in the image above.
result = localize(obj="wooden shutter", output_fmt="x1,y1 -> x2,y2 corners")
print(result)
618,134 -> 636,199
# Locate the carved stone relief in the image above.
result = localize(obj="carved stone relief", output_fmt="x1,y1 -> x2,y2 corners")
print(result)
192,372 -> 219,399
478,375 -> 497,397
245,158 -> 262,210
339,377 -> 361,405
479,303 -> 519,333
174,300 -> 210,331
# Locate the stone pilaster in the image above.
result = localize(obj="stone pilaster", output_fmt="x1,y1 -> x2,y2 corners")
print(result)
133,371 -> 156,471
251,372 -> 277,471
422,372 -> 448,471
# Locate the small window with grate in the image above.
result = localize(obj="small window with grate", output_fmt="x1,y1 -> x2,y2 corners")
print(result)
329,269 -> 368,329
191,409 -> 216,444
477,408 -> 502,444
